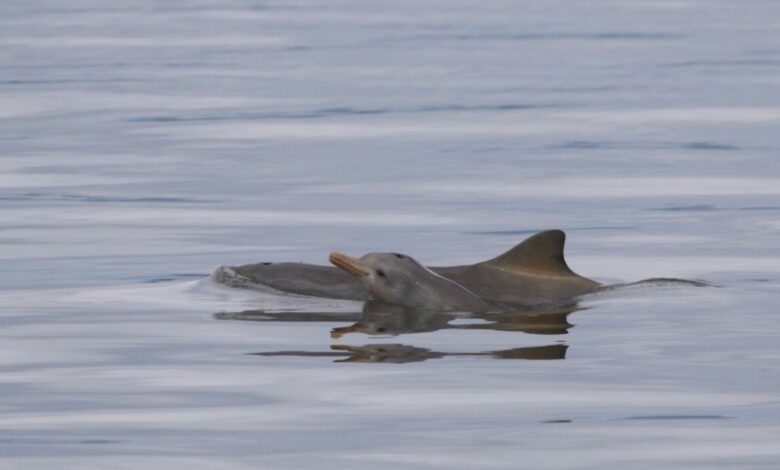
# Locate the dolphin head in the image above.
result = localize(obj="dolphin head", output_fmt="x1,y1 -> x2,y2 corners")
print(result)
330,251 -> 448,308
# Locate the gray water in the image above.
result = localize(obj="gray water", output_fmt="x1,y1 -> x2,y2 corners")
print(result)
2,1 -> 780,468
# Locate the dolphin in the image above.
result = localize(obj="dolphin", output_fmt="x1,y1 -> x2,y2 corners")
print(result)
329,251 -> 491,312
433,229 -> 600,305
212,230 -> 601,306
213,261 -> 364,300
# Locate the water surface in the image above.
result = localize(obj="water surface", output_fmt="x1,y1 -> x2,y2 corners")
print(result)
1,1 -> 780,468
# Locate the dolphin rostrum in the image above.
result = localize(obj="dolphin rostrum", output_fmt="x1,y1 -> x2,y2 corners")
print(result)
212,230 -> 601,306
329,251 -> 491,312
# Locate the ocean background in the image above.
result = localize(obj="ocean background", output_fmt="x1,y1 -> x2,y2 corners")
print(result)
2,1 -> 780,468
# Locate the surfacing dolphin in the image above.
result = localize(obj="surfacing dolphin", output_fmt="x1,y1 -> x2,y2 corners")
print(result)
212,229 -> 601,306
434,229 -> 600,305
329,251 -> 491,312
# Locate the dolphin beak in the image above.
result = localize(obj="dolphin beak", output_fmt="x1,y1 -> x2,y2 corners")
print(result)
329,252 -> 370,277
330,323 -> 364,339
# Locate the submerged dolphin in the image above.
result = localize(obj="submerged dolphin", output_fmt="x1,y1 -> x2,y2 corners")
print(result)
329,251 -> 491,312
212,230 -> 601,306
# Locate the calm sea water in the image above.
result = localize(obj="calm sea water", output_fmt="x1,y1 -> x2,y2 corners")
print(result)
2,1 -> 780,468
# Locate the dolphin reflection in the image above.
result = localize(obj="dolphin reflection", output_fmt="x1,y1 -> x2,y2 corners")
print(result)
214,302 -> 577,363
249,343 -> 568,364
213,301 -> 580,338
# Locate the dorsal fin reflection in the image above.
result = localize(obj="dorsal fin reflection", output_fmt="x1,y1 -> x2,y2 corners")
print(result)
250,343 -> 568,364
214,301 -> 578,364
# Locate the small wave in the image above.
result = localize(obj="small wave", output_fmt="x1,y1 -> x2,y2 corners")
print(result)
466,226 -> 635,236
664,59 -> 780,68
140,273 -> 206,284
0,192 -> 207,204
682,142 -> 739,150
623,415 -> 727,421
599,278 -> 719,292
429,32 -> 682,42
551,140 -> 740,151
128,102 -> 559,124
648,205 -> 717,212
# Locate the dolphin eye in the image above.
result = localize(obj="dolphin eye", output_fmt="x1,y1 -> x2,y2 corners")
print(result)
376,269 -> 386,278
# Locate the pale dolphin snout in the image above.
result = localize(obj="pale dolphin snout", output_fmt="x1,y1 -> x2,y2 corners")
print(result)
329,252 -> 370,277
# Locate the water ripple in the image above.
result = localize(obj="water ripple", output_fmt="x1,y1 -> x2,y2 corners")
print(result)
0,193 -> 208,204
128,103 -> 563,123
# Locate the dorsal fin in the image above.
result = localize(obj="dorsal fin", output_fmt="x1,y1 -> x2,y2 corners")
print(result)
482,229 -> 576,276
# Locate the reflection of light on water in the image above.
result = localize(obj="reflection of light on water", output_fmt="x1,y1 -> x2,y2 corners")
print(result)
447,318 -> 492,326
0,279 -> 364,315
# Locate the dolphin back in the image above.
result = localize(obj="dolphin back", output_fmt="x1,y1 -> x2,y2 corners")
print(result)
433,230 -> 601,306
481,229 -> 581,277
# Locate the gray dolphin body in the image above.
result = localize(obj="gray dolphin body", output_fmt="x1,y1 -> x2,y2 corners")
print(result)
213,230 -> 601,306
329,251 -> 491,312
214,262 -> 363,300
434,230 -> 600,305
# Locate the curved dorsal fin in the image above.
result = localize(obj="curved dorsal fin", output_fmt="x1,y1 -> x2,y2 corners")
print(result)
482,229 -> 576,276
